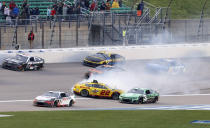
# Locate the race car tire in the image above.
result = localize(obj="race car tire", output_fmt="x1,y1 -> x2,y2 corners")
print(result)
53,101 -> 58,107
16,66 -> 24,71
85,72 -> 90,79
152,97 -> 158,103
80,89 -> 89,97
112,93 -> 119,100
137,97 -> 143,104
69,100 -> 73,107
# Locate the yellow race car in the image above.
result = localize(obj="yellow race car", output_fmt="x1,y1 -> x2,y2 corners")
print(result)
73,80 -> 123,100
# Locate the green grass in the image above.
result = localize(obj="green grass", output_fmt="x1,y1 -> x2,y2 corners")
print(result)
0,110 -> 210,128
123,0 -> 210,19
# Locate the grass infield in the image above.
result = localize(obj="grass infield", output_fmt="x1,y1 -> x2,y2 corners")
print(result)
0,110 -> 210,128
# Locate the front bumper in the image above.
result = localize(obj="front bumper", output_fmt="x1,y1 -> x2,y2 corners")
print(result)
119,97 -> 137,103
33,100 -> 54,107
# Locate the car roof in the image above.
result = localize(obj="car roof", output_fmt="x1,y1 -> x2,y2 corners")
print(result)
48,91 -> 65,94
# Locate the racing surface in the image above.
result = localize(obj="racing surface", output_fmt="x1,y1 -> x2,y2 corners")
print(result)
1,58 -> 210,112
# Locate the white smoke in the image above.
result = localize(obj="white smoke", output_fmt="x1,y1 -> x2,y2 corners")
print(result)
80,59 -> 206,95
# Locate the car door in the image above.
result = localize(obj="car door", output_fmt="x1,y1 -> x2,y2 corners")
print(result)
59,93 -> 70,105
145,90 -> 153,101
26,57 -> 35,70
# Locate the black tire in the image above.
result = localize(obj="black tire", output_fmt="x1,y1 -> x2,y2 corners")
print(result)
69,100 -> 73,107
16,66 -> 24,71
152,97 -> 158,103
52,101 -> 58,107
85,72 -> 90,79
112,93 -> 119,100
2,62 -> 6,68
80,89 -> 89,97
139,97 -> 144,104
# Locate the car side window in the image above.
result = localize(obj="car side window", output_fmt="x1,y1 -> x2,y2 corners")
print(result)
99,85 -> 107,89
110,54 -> 116,59
60,93 -> 66,97
145,90 -> 151,95
29,57 -> 35,62
93,84 -> 100,88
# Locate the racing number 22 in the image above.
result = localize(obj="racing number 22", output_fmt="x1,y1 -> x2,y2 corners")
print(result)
100,90 -> 110,95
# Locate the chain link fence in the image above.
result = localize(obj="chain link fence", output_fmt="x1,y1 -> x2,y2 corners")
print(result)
0,13 -> 209,50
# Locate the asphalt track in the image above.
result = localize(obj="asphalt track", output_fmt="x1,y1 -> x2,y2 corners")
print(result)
1,58 -> 210,112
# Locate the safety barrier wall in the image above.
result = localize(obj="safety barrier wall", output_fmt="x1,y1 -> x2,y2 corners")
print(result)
0,43 -> 210,64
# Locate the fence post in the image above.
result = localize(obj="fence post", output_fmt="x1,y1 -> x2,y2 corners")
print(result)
76,15 -> 79,46
59,19 -> 61,48
0,27 -> 1,49
42,22 -> 44,48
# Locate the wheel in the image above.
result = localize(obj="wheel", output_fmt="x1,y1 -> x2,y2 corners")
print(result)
80,89 -> 89,97
85,72 -> 90,79
138,97 -> 144,104
112,93 -> 119,100
52,101 -> 58,107
69,100 -> 73,107
16,66 -> 24,71
2,63 -> 6,69
152,97 -> 158,103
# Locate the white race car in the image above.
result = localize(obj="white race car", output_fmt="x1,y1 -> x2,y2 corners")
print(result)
33,91 -> 75,107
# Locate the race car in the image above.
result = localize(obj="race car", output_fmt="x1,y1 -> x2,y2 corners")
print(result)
145,59 -> 186,74
33,91 -> 75,107
83,51 -> 125,67
73,80 -> 123,100
84,65 -> 125,79
1,54 -> 44,71
119,88 -> 159,104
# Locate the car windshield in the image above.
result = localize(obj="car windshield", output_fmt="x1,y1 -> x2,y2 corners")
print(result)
94,53 -> 107,59
42,92 -> 59,98
14,55 -> 28,62
128,89 -> 144,94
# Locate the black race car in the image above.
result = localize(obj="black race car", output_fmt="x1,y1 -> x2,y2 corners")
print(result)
83,51 -> 125,67
2,54 -> 44,71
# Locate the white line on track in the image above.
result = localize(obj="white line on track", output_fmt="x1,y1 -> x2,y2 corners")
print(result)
0,94 -> 210,103
161,94 -> 210,97
0,98 -> 92,103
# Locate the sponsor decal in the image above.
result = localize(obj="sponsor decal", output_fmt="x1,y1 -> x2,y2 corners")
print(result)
191,120 -> 210,124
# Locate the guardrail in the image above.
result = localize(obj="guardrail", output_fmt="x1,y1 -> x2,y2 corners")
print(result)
0,43 -> 209,64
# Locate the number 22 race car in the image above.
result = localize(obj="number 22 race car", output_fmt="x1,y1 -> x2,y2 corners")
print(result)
73,80 -> 123,100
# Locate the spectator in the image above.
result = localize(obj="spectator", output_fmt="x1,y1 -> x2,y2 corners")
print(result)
84,0 -> 89,9
0,2 -> 2,10
105,0 -> 111,10
28,30 -> 35,49
76,4 -> 81,14
137,0 -> 144,16
34,7 -> 40,15
90,1 -> 96,11
11,6 -> 19,19
1,2 -> 6,16
100,2 -> 106,11
118,0 -> 122,7
63,4 -> 67,20
52,2 -> 58,12
111,0 -> 120,8
22,0 -> 27,9
51,7 -> 56,20
57,2 -> 63,15
9,0 -> 16,10
47,7 -> 51,20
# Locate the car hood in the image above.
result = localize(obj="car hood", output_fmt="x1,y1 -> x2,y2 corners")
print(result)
35,96 -> 56,101
5,58 -> 24,64
85,56 -> 104,62
120,93 -> 143,98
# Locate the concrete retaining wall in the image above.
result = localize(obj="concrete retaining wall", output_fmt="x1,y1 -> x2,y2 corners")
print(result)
0,43 -> 209,64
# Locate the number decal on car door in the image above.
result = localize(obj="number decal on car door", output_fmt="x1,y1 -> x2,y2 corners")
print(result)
100,90 -> 110,95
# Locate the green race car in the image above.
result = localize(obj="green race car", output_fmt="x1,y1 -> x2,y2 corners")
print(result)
119,88 -> 159,104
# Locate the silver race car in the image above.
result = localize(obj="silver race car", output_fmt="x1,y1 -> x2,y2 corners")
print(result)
33,91 -> 75,107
